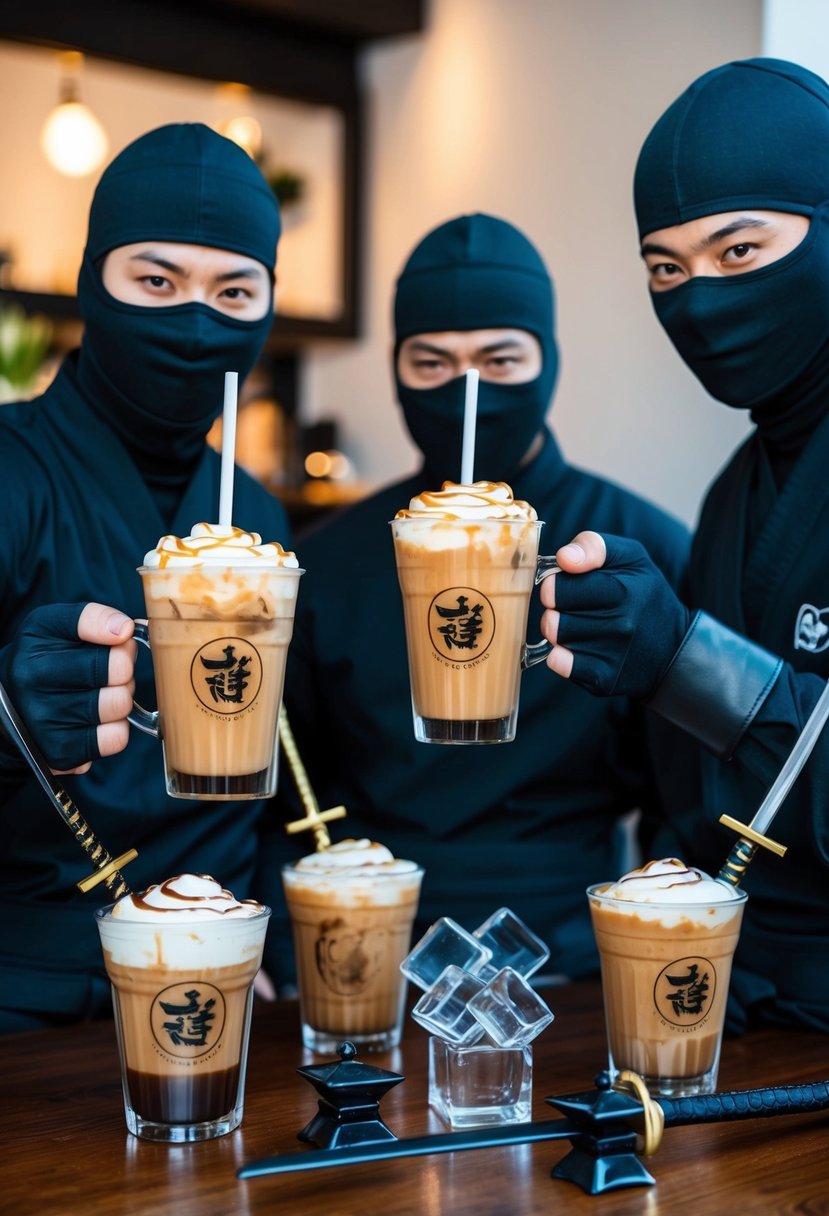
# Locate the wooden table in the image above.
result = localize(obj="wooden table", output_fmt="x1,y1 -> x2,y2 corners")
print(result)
1,981 -> 827,1216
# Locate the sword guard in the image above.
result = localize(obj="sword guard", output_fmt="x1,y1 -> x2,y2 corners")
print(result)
76,848 -> 139,894
718,815 -> 787,857
285,805 -> 347,837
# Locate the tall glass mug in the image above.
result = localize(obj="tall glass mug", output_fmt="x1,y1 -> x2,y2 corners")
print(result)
390,516 -> 555,743
588,879 -> 747,1097
129,561 -> 303,799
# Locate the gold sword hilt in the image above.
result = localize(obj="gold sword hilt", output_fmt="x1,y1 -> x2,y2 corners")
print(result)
717,814 -> 787,887
279,705 -> 346,851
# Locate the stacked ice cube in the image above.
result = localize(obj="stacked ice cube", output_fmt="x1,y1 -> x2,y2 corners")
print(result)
400,908 -> 555,1048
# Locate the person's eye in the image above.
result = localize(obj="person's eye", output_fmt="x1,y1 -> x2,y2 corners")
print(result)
722,242 -> 756,264
220,285 -> 253,301
646,260 -> 685,290
412,357 -> 444,372
650,261 -> 681,280
140,274 -> 172,290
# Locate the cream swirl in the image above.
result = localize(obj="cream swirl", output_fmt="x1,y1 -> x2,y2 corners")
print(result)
110,873 -> 265,922
142,523 -> 298,569
395,481 -> 537,522
602,858 -> 739,904
294,838 -> 420,877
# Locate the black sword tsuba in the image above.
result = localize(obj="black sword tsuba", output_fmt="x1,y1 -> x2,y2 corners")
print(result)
296,1040 -> 404,1149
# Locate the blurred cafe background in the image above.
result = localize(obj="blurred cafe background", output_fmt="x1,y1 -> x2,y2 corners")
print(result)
0,0 -> 826,535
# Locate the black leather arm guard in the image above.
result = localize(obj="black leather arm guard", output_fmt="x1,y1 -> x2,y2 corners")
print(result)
645,611 -> 782,760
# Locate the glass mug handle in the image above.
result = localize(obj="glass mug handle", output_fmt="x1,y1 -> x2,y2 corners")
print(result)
522,555 -> 558,670
126,619 -> 161,738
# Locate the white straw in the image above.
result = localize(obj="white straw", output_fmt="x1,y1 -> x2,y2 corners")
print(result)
460,368 -> 479,484
218,371 -> 239,527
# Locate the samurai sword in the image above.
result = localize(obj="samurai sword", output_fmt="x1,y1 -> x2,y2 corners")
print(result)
719,677 -> 829,885
0,678 -> 137,897
238,1078 -> 829,1182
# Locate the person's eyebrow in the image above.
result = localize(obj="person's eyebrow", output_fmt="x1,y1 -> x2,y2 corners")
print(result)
128,252 -> 189,276
478,339 -> 523,354
215,266 -> 264,282
405,340 -> 453,357
640,217 -> 770,260
405,338 -> 525,357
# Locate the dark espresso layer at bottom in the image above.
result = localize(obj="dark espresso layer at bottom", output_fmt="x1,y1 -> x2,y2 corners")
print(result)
167,769 -> 270,798
419,716 -> 511,744
126,1065 -> 241,1124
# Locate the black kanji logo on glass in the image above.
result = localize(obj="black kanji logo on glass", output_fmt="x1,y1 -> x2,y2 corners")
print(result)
190,636 -> 263,714
654,956 -> 716,1027
159,989 -> 217,1047
428,586 -> 496,662
150,981 -> 226,1058
201,644 -> 251,705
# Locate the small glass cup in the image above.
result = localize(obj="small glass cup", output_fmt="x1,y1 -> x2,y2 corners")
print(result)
96,904 -> 270,1142
588,882 -> 747,1097
282,862 -> 423,1053
390,517 -> 557,744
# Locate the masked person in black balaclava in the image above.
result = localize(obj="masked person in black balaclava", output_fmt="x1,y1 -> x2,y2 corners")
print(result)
540,60 -> 829,1033
276,213 -> 689,983
0,124 -> 291,1031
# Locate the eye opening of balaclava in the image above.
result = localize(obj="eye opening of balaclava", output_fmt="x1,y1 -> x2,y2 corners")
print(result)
76,122 -> 281,463
392,212 -> 558,483
633,57 -> 829,439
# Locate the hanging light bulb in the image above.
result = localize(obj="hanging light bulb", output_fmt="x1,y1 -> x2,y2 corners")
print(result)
218,114 -> 263,159
40,51 -> 108,178
214,82 -> 263,159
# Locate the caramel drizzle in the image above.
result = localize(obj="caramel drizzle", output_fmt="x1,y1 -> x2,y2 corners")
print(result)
126,874 -> 262,915
395,481 -> 535,521
153,525 -> 295,569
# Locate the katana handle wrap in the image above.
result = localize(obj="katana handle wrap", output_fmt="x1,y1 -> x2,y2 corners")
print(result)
659,1081 -> 829,1126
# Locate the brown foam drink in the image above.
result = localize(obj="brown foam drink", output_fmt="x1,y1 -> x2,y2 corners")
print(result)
391,482 -> 543,744
96,874 -> 270,1142
134,523 -> 302,799
588,859 -> 747,1097
282,839 -> 423,1052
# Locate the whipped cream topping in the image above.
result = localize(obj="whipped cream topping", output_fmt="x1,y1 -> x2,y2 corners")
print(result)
395,481 -> 537,522
294,838 -> 420,878
142,523 -> 298,569
110,874 -> 265,922
601,858 -> 740,904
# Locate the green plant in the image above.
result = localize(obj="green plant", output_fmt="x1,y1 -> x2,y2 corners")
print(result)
268,169 -> 305,207
0,306 -> 52,402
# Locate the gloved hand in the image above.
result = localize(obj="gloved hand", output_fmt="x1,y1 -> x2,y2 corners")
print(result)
0,602 -> 135,774
539,531 -> 691,699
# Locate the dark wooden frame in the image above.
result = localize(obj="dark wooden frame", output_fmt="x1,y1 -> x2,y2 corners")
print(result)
0,0 -> 368,341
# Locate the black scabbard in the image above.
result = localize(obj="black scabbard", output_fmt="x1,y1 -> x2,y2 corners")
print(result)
658,1081 -> 829,1126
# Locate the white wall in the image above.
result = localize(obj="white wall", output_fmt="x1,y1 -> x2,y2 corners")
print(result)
763,0 -> 829,76
303,0 -> 762,527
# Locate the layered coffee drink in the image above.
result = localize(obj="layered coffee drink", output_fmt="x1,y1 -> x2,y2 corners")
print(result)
588,859 -> 747,1096
135,523 -> 302,799
391,482 -> 542,743
96,874 -> 270,1141
282,839 -> 423,1052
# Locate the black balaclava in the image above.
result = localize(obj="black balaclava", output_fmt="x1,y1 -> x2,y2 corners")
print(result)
393,213 -> 558,483
76,123 -> 281,475
634,58 -> 829,460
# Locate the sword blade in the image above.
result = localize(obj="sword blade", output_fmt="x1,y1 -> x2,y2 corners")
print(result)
749,678 -> 829,838
0,679 -> 129,897
238,1118 -> 579,1178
